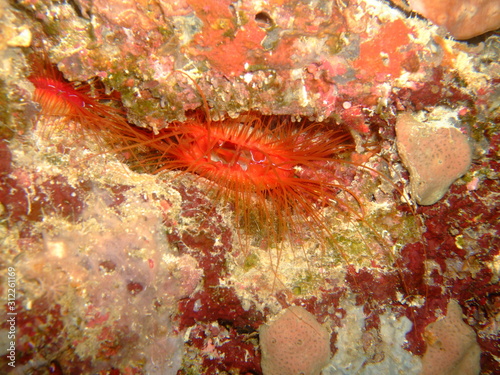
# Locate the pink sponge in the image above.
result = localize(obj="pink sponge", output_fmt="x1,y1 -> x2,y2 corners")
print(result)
259,306 -> 331,375
396,111 -> 472,206
422,300 -> 481,375
408,0 -> 500,39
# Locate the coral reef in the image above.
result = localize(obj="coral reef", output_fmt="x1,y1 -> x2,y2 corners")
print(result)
0,0 -> 499,374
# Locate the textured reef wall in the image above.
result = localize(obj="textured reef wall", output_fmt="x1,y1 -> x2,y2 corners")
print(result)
0,0 -> 499,374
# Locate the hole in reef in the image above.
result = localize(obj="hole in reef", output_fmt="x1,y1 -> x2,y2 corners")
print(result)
255,11 -> 274,30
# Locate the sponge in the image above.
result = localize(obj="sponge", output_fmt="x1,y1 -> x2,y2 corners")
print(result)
396,110 -> 472,205
259,306 -> 331,375
407,0 -> 500,39
422,300 -> 481,375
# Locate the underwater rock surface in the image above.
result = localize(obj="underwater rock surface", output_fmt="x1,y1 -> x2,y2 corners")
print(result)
0,0 -> 499,374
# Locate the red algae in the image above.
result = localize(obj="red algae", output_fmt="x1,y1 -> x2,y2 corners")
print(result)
0,170 -> 88,223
